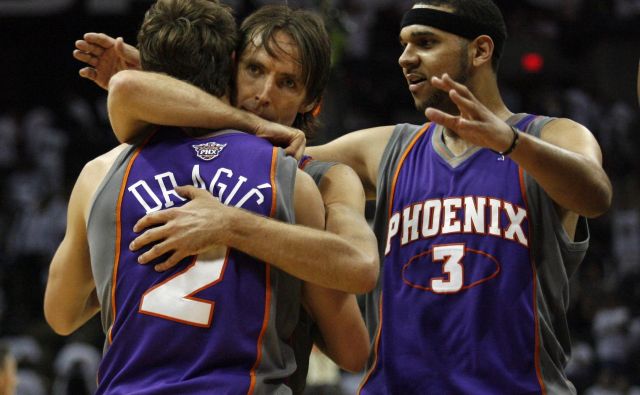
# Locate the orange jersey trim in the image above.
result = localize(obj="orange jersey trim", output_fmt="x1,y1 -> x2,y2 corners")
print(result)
247,147 -> 279,394
360,123 -> 431,392
358,291 -> 384,393
108,136 -> 154,344
519,167 -> 546,395
386,123 -> 431,219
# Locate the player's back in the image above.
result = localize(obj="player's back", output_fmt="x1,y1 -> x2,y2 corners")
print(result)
87,128 -> 300,395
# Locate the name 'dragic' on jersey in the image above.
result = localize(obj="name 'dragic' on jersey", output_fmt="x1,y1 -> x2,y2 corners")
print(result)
127,164 -> 271,214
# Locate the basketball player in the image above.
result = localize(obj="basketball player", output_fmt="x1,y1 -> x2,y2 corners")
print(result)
74,0 -> 613,393
74,5 -> 379,294
44,1 -> 368,393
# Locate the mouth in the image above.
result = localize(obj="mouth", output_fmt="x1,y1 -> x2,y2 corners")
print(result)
406,73 -> 428,92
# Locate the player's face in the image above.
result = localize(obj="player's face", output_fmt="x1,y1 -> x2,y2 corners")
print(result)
398,5 -> 470,113
235,31 -> 312,127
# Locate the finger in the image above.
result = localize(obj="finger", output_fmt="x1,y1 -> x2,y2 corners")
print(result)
448,89 -> 478,117
83,32 -> 116,48
441,74 -> 475,101
73,50 -> 99,67
133,210 -> 175,233
425,107 -> 461,130
75,40 -> 105,56
154,252 -> 188,272
175,185 -> 206,200
137,240 -> 173,264
78,67 -> 97,81
285,133 -> 306,160
130,226 -> 169,252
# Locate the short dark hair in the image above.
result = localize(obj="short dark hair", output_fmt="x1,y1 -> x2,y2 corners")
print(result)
137,0 -> 237,97
238,5 -> 331,137
414,0 -> 507,71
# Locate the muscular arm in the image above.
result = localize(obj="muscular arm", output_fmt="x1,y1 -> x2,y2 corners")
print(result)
107,70 -> 305,157
511,118 -> 611,219
306,126 -> 394,199
293,171 -> 370,372
426,74 -> 612,219
44,164 -> 100,335
108,70 -> 265,143
132,169 -> 378,293
44,145 -> 126,335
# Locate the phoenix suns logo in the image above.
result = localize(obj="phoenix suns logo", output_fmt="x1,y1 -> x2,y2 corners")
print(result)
193,142 -> 227,161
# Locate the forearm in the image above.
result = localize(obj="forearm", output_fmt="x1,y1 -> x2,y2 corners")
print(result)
44,264 -> 99,335
510,132 -> 611,217
303,284 -> 369,372
108,70 -> 263,143
221,206 -> 375,293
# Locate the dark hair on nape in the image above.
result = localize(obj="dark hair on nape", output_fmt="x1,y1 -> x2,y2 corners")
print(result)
413,0 -> 507,71
238,5 -> 331,138
137,0 -> 238,97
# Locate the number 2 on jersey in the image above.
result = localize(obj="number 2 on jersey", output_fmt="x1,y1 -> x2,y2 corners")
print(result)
139,254 -> 228,327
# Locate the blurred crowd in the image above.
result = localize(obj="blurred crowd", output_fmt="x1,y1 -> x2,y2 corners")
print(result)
0,0 -> 639,393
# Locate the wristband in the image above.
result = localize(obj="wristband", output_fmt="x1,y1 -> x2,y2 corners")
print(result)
492,126 -> 520,156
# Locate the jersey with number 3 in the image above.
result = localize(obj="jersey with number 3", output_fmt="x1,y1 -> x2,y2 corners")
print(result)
87,129 -> 300,395
360,114 -> 589,394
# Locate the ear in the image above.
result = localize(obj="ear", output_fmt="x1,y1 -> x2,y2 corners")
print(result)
298,98 -> 318,114
471,35 -> 494,68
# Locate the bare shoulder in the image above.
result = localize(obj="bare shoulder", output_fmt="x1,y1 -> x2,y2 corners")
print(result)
306,125 -> 395,198
75,144 -> 129,219
540,117 -> 602,162
294,168 -> 325,230
319,163 -> 365,207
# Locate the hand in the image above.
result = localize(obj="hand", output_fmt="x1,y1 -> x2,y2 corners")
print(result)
73,33 -> 141,90
129,186 -> 231,271
424,73 -> 513,152
254,120 -> 306,160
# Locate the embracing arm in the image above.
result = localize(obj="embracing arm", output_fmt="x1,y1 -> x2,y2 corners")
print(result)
131,169 -> 377,293
44,164 -> 100,335
108,70 -> 264,143
305,126 -> 394,199
293,171 -> 369,372
107,70 -> 305,156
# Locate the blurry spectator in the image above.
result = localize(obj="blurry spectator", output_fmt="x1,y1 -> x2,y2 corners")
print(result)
612,209 -> 640,277
52,342 -> 100,395
0,343 -> 17,395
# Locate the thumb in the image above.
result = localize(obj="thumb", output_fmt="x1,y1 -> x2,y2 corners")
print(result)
116,37 -> 141,68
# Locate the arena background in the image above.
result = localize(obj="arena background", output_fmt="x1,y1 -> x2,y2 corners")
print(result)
0,0 -> 639,393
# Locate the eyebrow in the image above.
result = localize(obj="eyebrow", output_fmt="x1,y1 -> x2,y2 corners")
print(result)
399,30 -> 437,44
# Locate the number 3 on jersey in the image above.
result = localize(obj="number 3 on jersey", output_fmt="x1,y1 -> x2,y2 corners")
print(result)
431,244 -> 465,294
139,254 -> 228,327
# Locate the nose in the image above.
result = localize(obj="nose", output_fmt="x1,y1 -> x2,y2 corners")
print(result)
255,76 -> 276,107
398,44 -> 418,70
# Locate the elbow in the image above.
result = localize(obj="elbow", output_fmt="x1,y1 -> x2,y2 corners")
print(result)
44,309 -> 75,336
107,70 -> 144,144
356,254 -> 379,294
583,181 -> 613,219
108,69 -> 139,96
334,341 -> 370,373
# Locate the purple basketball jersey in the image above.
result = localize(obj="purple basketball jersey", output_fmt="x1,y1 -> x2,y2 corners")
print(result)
91,130 -> 298,395
361,119 -> 545,394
